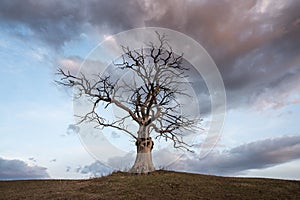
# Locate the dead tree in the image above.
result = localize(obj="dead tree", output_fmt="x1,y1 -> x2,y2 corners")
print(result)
56,33 -> 199,174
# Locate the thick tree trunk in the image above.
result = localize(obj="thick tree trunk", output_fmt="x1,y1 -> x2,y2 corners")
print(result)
129,137 -> 155,174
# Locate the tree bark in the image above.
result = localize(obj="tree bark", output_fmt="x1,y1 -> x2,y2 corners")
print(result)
129,136 -> 155,174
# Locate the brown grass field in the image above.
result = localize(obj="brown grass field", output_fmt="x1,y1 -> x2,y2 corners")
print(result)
1,170 -> 300,199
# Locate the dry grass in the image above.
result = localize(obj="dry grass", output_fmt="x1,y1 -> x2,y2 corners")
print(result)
1,170 -> 300,199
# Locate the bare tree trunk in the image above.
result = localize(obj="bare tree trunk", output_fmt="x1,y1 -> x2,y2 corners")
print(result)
129,125 -> 155,174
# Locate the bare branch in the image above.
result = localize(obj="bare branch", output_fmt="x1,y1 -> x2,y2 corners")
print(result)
56,32 -> 201,152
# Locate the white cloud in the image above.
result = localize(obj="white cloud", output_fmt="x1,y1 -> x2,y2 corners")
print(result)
79,160 -> 113,177
244,159 -> 300,180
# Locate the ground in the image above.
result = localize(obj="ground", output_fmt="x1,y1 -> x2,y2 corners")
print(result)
1,170 -> 300,199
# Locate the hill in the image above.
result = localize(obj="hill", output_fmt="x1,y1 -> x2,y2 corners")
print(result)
1,170 -> 300,199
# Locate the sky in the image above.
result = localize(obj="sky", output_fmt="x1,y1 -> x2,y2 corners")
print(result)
0,0 -> 300,180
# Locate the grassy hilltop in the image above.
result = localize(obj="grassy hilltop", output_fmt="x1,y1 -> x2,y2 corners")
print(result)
1,170 -> 300,199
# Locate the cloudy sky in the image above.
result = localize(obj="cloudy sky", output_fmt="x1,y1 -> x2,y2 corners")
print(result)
1,0 -> 300,180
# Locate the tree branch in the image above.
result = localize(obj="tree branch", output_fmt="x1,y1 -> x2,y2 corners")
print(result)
56,32 -> 201,152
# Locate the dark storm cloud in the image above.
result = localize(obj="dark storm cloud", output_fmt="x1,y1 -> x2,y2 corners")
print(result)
0,157 -> 49,180
0,0 -> 145,48
169,135 -> 300,175
144,0 -> 300,109
0,0 -> 88,47
1,0 -> 300,109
